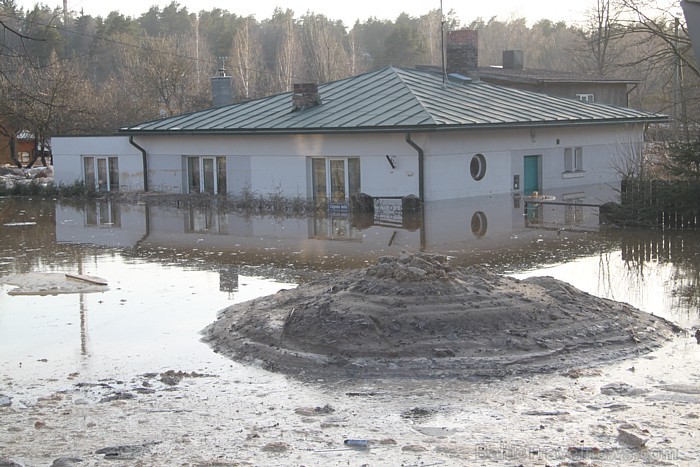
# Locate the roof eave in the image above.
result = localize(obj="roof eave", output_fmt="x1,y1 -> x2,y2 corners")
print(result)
119,117 -> 668,137
480,74 -> 640,85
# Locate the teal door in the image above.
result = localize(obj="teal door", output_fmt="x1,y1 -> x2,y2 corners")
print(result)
523,155 -> 540,195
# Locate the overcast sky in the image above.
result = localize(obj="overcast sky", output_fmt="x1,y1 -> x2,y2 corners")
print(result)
18,1 -> 603,26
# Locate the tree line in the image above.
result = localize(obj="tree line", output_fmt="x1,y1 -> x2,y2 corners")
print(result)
0,0 -> 698,167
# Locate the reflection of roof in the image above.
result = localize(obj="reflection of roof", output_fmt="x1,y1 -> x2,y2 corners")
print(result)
121,66 -> 664,135
477,66 -> 639,85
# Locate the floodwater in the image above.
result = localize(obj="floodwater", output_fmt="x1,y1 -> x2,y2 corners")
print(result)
1,196 -> 699,383
1,195 -> 700,465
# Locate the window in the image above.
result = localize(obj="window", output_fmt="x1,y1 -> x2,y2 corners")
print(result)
470,153 -> 486,181
311,157 -> 361,203
187,156 -> 227,195
564,147 -> 583,172
576,93 -> 595,102
83,156 -> 119,192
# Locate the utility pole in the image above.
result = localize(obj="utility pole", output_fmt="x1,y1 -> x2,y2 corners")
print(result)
673,16 -> 681,140
440,0 -> 446,86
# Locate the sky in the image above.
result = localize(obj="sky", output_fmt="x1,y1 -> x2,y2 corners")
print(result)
19,0 -> 604,26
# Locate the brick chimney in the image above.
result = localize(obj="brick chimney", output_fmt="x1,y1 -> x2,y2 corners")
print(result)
446,29 -> 479,76
503,50 -> 524,70
292,83 -> 322,111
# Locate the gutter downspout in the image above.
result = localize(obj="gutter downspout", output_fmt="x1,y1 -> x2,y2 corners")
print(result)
405,133 -> 424,203
128,136 -> 149,192
405,133 -> 426,251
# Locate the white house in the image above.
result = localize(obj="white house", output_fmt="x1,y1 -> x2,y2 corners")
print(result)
52,65 -> 665,204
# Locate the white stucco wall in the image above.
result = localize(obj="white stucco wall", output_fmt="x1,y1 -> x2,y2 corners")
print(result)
137,133 -> 420,198
52,122 -> 642,201
52,136 -> 144,190
422,123 -> 642,201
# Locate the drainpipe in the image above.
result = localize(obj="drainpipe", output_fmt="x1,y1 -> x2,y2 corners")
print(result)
405,133 -> 425,203
405,133 -> 426,251
128,136 -> 149,192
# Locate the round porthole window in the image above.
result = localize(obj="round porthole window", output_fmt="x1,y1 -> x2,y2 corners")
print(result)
471,211 -> 488,237
470,153 -> 486,181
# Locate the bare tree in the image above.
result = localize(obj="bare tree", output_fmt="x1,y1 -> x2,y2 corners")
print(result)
615,0 -> 700,138
117,34 -> 211,117
0,52 -> 94,166
574,0 -> 627,76
230,16 -> 263,101
299,13 -> 350,83
269,9 -> 300,93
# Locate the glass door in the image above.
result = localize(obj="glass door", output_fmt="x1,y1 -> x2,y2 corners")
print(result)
188,156 -> 224,194
202,158 -> 215,194
329,159 -> 346,202
83,156 -> 119,192
311,157 -> 361,203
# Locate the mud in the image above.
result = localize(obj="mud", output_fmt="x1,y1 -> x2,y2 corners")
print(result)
203,252 -> 681,380
2,339 -> 700,466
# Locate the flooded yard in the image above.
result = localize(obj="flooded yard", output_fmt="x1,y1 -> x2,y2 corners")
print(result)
1,196 -> 700,466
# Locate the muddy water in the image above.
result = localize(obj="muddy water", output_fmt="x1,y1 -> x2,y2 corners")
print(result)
1,197 -> 700,466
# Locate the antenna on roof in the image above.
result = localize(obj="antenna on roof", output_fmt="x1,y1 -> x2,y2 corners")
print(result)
441,0 -> 447,86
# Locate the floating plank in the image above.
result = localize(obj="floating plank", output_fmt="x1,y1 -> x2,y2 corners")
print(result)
65,273 -> 108,286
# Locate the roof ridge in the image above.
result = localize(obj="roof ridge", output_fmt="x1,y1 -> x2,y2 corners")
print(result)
391,67 -> 442,125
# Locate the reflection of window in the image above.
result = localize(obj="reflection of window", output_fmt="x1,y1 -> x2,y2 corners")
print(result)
470,154 -> 487,181
311,214 -> 362,241
187,156 -> 227,194
470,211 -> 488,237
185,207 -> 228,234
564,147 -> 583,172
83,156 -> 119,192
85,200 -> 121,226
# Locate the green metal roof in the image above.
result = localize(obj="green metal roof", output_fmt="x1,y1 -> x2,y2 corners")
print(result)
119,66 -> 666,135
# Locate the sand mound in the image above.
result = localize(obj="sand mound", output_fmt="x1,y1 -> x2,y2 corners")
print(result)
203,252 -> 681,379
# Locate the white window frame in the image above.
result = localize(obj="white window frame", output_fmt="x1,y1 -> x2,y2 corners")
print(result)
576,93 -> 595,102
563,147 -> 584,178
310,157 -> 361,203
83,155 -> 119,192
186,156 -> 227,195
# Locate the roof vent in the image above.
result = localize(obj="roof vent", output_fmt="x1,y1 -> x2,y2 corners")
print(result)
292,83 -> 322,111
447,73 -> 472,85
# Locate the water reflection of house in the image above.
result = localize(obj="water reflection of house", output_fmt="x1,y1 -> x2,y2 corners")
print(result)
56,186 -> 613,270
52,29 -> 664,204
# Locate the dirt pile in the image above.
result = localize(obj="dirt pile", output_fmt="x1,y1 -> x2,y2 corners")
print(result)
203,252 -> 681,379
